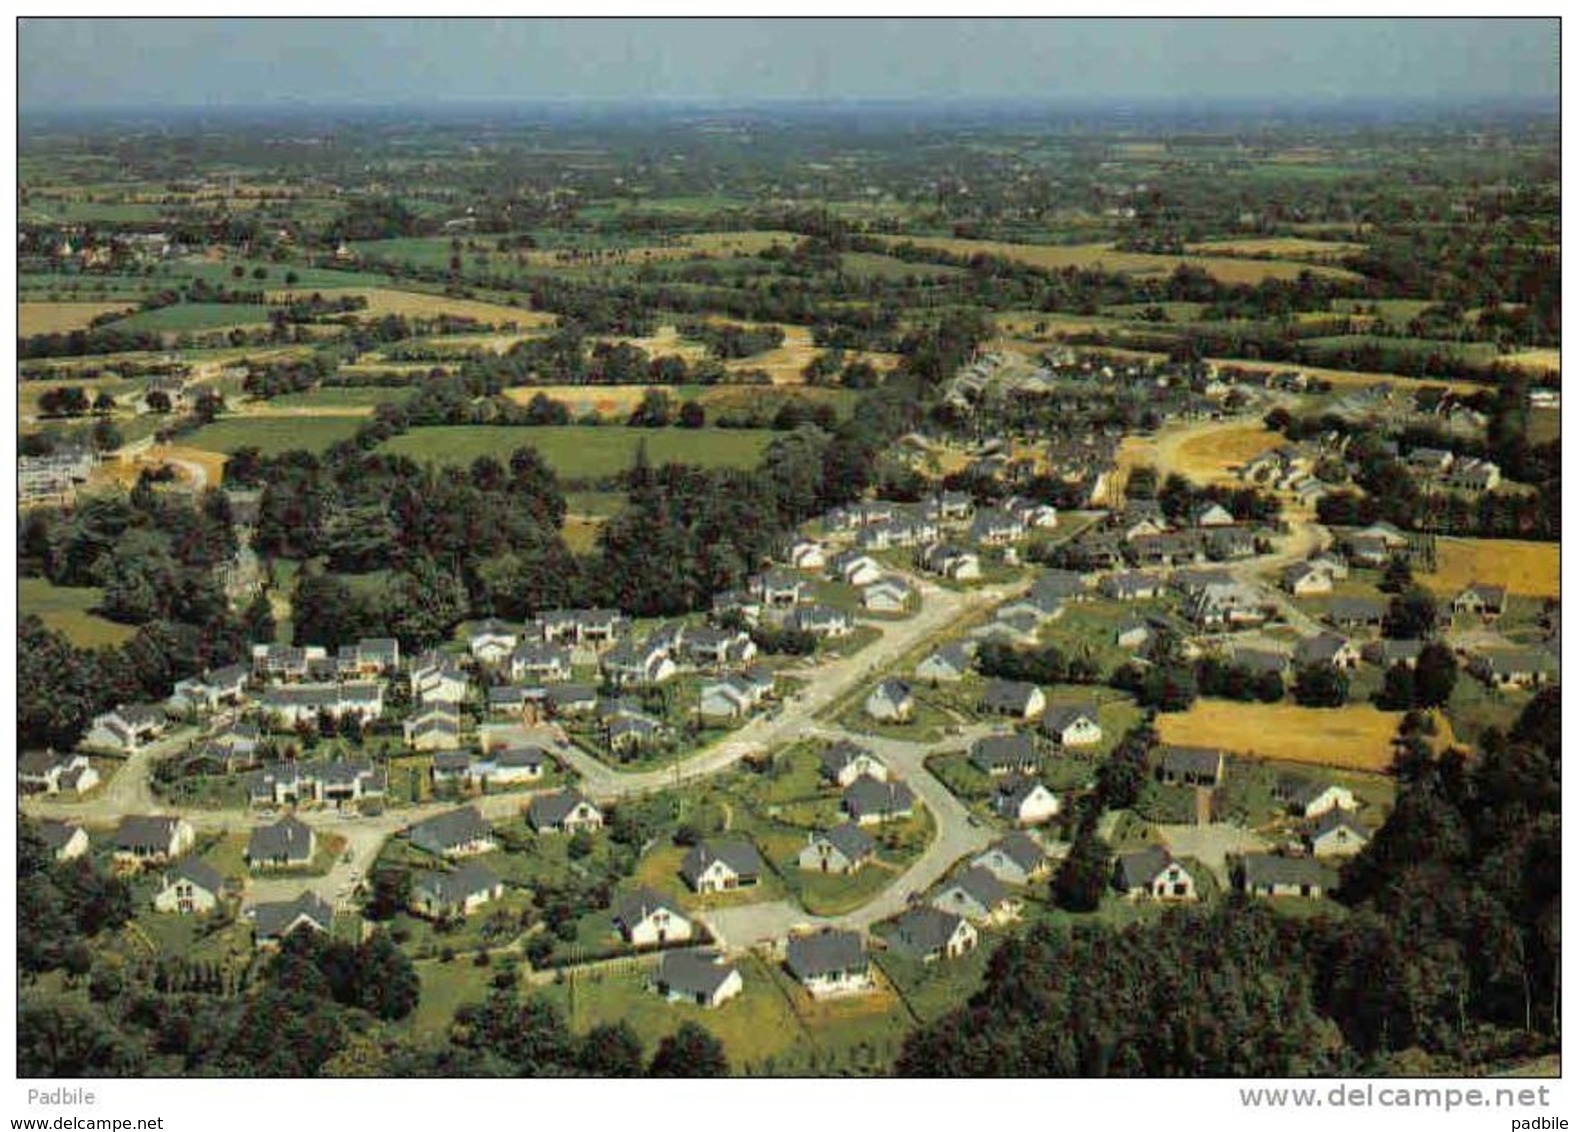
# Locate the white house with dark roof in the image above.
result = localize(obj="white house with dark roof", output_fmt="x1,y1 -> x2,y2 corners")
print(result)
1274,776 -> 1356,819
915,641 -> 973,683
250,891 -> 335,947
991,776 -> 1061,826
18,751 -> 99,795
37,819 -> 90,862
408,806 -> 496,858
1307,809 -> 1372,859
889,907 -> 978,963
979,679 -> 1046,721
680,839 -> 764,894
153,859 -> 225,915
1113,847 -> 1196,901
527,789 -> 604,834
84,704 -> 167,753
113,815 -> 196,865
864,678 -> 916,723
831,551 -> 883,587
1157,745 -> 1226,787
971,833 -> 1050,886
411,863 -> 505,919
246,815 -> 316,869
614,888 -> 695,948
798,823 -> 876,875
820,741 -> 888,787
1452,582 -> 1508,620
1041,704 -> 1103,748
508,641 -> 573,684
969,733 -> 1039,777
1240,853 -> 1336,899
930,866 -> 1019,925
785,930 -> 872,998
653,949 -> 743,1008
862,575 -> 916,613
467,619 -> 519,666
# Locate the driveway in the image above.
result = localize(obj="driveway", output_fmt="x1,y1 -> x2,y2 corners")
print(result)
1154,822 -> 1269,886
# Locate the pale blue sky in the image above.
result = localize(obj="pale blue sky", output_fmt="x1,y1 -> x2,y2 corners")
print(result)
19,17 -> 1560,110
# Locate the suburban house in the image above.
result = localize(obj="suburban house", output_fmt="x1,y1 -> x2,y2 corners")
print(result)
601,638 -> 678,688
408,806 -> 497,858
475,745 -> 553,786
918,543 -> 982,581
1188,580 -> 1271,629
1239,853 -> 1336,899
246,815 -> 316,870
410,657 -> 470,704
820,741 -> 889,787
841,776 -> 917,825
788,538 -> 827,571
404,709 -> 463,753
1100,571 -> 1165,602
1282,562 -> 1334,597
467,618 -> 519,666
259,682 -> 386,727
411,863 -> 505,919
1156,746 -> 1227,788
37,819 -> 90,862
970,507 -> 1025,545
536,608 -> 627,647
863,575 -> 916,613
336,637 -> 400,677
798,823 -> 876,875
250,891 -> 335,947
1041,704 -> 1103,748
1274,776 -> 1357,819
916,642 -> 973,683
750,569 -> 807,608
84,704 -> 167,753
653,949 -> 743,1008
930,866 -> 1019,925
1294,633 -> 1363,670
1469,648 -> 1559,689
252,643 -> 329,681
1192,502 -> 1236,528
545,684 -> 599,716
1452,582 -> 1508,620
527,789 -> 605,834
682,627 -> 758,669
1362,638 -> 1425,669
1324,596 -> 1387,632
970,733 -> 1040,776
786,603 -> 855,638
979,679 -> 1046,721
607,712 -> 666,755
680,839 -> 764,894
831,551 -> 883,587
1307,809 -> 1373,859
700,671 -> 774,721
167,663 -> 250,715
1113,847 -> 1197,901
971,832 -> 1051,886
991,776 -> 1061,826
112,815 -> 196,865
18,751 -> 99,796
245,760 -> 386,807
153,859 -> 226,915
508,641 -> 573,684
1032,570 -> 1089,604
613,888 -> 695,948
784,930 -> 872,997
888,907 -> 978,963
865,678 -> 916,723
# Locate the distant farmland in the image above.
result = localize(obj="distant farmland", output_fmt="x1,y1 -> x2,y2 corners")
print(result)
379,425 -> 772,479
185,415 -> 367,456
19,301 -> 137,336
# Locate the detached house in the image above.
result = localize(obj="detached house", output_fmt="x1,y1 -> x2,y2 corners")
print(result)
991,776 -> 1061,826
681,839 -> 764,894
842,776 -> 916,825
889,907 -> 978,963
863,575 -> 916,613
865,678 -> 916,723
831,551 -> 884,588
614,888 -> 695,948
970,733 -> 1039,776
1452,582 -> 1508,621
1113,847 -> 1197,901
1282,562 -> 1334,597
411,864 -> 505,919
1274,776 -> 1357,819
18,751 -> 99,796
654,950 -> 743,1008
930,866 -> 1019,925
84,704 -> 167,754
785,930 -> 872,998
916,642 -> 973,683
1041,704 -> 1103,748
820,741 -> 888,787
153,859 -> 226,916
527,789 -> 604,834
971,833 -> 1051,886
979,679 -> 1046,721
37,820 -> 90,862
1307,809 -> 1372,859
246,815 -> 317,870
1157,746 -> 1226,788
601,638 -> 677,688
409,806 -> 496,858
508,642 -> 573,684
798,823 -> 876,874
1240,854 -> 1336,900
1469,648 -> 1558,689
467,619 -> 519,666
113,815 -> 196,865
250,892 -> 335,948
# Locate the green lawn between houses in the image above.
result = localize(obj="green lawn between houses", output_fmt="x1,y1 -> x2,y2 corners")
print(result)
378,425 -> 772,479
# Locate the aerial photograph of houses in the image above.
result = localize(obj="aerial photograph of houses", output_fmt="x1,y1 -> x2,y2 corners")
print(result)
12,12 -> 1561,1100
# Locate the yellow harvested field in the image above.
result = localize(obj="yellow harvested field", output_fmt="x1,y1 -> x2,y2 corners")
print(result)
19,301 -> 138,336
1170,424 -> 1283,484
1418,537 -> 1560,598
518,229 -> 795,268
273,287 -> 557,328
875,235 -> 1364,284
1156,701 -> 1412,772
1211,356 -> 1485,396
561,514 -> 606,553
594,324 -> 710,363
1183,237 -> 1364,259
1501,349 -> 1560,375
88,444 -> 229,491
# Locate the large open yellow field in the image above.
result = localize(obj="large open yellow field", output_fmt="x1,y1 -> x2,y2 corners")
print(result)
1183,237 -> 1365,260
1419,537 -> 1560,598
19,301 -> 138,336
1156,701 -> 1415,772
1169,424 -> 1284,484
1500,349 -> 1560,376
273,287 -> 558,327
875,235 -> 1364,284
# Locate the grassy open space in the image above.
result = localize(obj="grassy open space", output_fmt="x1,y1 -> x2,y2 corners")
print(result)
105,302 -> 275,333
1169,423 -> 1285,484
20,577 -> 136,647
1417,537 -> 1559,598
379,425 -> 772,478
1155,699 -> 1410,772
185,414 -> 367,457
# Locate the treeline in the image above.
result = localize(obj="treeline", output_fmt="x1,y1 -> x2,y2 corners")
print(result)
899,689 -> 1560,1075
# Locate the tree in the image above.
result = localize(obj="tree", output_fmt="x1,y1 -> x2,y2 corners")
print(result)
647,1021 -> 728,1077
1413,643 -> 1458,709
677,400 -> 706,429
242,590 -> 276,644
1386,586 -> 1440,640
578,1022 -> 645,1076
1052,817 -> 1111,913
353,930 -> 420,1021
1380,555 -> 1414,594
1376,662 -> 1416,711
1292,662 -> 1348,708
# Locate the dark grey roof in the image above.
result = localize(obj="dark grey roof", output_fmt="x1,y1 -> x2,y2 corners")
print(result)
527,788 -> 598,827
495,745 -> 550,769
681,839 -> 763,884
1159,745 -> 1225,777
252,891 -> 334,939
170,858 -> 224,893
891,907 -> 967,956
993,832 -> 1047,873
1309,808 -> 1371,841
818,822 -> 876,862
656,949 -> 739,999
1032,570 -> 1087,601
36,819 -> 84,852
1326,596 -> 1386,621
613,886 -> 686,929
18,750 -> 61,776
1294,633 -> 1350,666
935,866 -> 1009,912
981,679 -> 1040,713
1042,704 -> 1100,733
970,732 -> 1038,772
995,775 -> 1053,809
1241,853 -> 1336,891
785,930 -> 867,979
114,815 -> 185,852
820,740 -> 875,778
415,863 -> 501,907
247,815 -> 315,863
1114,846 -> 1173,890
842,775 -> 915,818
409,806 -> 492,854
1232,648 -> 1289,675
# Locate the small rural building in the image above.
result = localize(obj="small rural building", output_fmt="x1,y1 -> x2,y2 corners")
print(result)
18,751 -> 99,796
865,678 -> 916,723
1274,776 -> 1357,819
784,930 -> 872,998
915,642 -> 973,683
1452,582 -> 1508,620
37,819 -> 90,862
250,892 -> 335,947
841,776 -> 917,825
152,859 -> 225,915
411,863 -> 505,919
680,839 -> 764,894
1239,854 -> 1336,900
112,815 -> 196,865
653,949 -> 743,1008
970,733 -> 1039,776
84,704 -> 167,753
819,741 -> 888,787
798,823 -> 876,875
1306,809 -> 1373,859
527,789 -> 605,834
409,806 -> 497,858
613,888 -> 695,948
991,776 -> 1061,826
1113,847 -> 1197,901
1469,649 -> 1559,689
979,679 -> 1046,721
970,833 -> 1051,887
1156,746 -> 1226,788
888,907 -> 978,963
246,815 -> 317,870
1041,704 -> 1103,748
930,866 -> 1018,925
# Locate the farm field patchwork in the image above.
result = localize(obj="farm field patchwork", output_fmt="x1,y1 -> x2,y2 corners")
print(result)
1155,699 -> 1414,772
19,301 -> 138,336
19,577 -> 136,648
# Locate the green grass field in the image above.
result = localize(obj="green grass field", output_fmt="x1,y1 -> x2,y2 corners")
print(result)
106,303 -> 276,333
379,426 -> 772,478
262,385 -> 417,409
19,577 -> 136,648
186,415 -> 367,456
